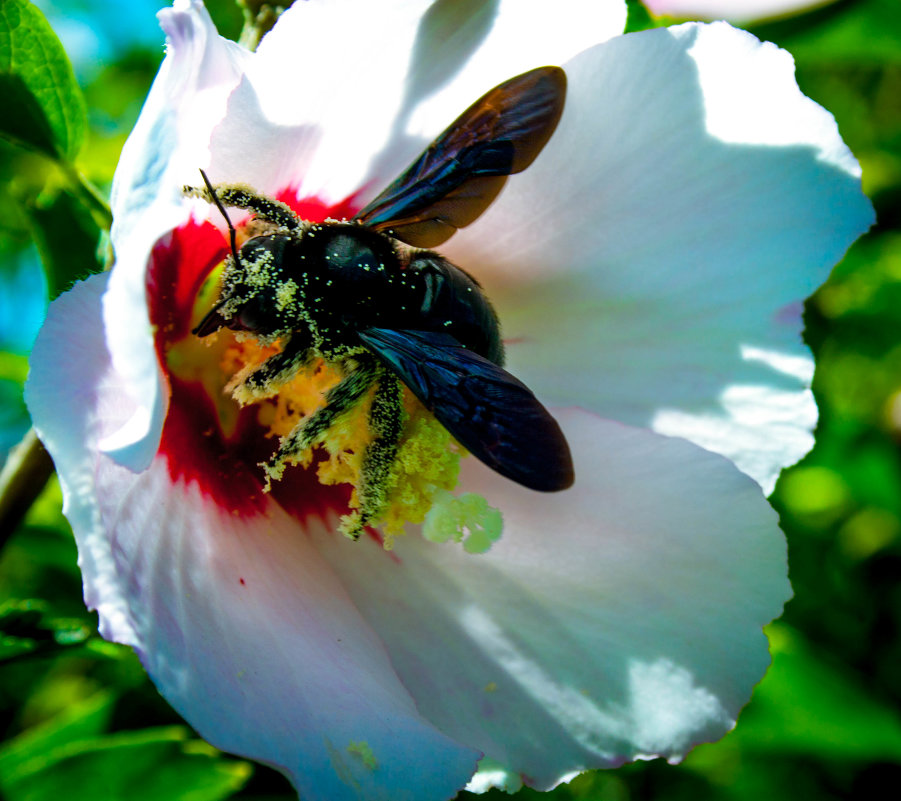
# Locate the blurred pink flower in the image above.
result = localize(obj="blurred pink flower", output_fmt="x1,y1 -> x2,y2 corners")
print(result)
645,0 -> 837,23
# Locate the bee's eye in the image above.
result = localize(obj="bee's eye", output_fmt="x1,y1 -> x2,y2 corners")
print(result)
235,294 -> 275,333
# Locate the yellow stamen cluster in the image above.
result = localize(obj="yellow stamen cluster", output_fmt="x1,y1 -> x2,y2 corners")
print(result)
376,410 -> 463,548
220,337 -> 501,549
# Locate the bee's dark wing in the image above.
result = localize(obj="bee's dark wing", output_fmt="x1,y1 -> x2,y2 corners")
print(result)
354,66 -> 566,248
359,327 -> 573,492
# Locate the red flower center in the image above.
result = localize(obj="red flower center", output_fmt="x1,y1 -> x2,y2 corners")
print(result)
146,193 -> 363,525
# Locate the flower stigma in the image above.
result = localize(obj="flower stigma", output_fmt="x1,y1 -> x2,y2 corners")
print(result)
423,490 -> 504,554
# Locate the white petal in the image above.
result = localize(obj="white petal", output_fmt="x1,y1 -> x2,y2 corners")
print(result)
103,0 -> 248,470
315,409 -> 790,788
98,466 -> 480,801
27,274 -> 144,643
28,278 -> 480,801
236,0 -> 626,203
444,22 -> 874,490
645,0 -> 835,22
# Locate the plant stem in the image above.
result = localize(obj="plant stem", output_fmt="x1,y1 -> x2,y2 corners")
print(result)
0,428 -> 54,549
60,161 -> 113,231
238,1 -> 291,50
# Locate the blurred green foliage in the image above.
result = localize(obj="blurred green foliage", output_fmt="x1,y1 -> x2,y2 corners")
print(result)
1,0 -> 899,799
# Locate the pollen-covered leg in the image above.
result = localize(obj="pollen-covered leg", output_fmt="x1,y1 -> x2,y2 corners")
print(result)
261,359 -> 379,486
183,182 -> 302,232
341,375 -> 406,541
231,337 -> 312,404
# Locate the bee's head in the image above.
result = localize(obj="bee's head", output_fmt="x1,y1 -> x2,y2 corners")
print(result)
193,234 -> 298,339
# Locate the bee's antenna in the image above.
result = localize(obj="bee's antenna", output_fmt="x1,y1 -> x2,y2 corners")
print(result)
199,168 -> 241,266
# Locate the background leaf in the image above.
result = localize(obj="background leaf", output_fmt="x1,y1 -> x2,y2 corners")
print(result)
1,725 -> 252,801
21,183 -> 105,299
0,689 -> 116,785
0,0 -> 87,162
750,0 -> 901,64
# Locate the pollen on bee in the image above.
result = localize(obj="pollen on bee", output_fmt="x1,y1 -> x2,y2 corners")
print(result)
219,335 -> 497,549
274,278 -> 298,310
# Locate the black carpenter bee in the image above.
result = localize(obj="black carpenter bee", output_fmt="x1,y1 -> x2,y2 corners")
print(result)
189,66 -> 574,536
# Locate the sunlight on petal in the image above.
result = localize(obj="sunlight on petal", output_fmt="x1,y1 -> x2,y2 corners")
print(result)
460,604 -> 621,760
627,659 -> 732,756
653,342 -> 819,491
741,344 -> 816,384
683,22 -> 860,175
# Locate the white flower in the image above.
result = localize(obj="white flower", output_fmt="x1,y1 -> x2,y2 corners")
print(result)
645,0 -> 837,23
26,1 -> 872,799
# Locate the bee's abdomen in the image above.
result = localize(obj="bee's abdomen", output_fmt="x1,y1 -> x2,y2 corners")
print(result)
406,252 -> 504,366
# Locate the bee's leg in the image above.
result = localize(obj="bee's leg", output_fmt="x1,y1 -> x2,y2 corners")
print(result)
231,336 -> 312,404
342,374 -> 406,541
183,180 -> 302,232
261,359 -> 380,485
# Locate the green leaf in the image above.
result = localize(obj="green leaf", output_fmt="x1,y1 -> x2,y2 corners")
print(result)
0,351 -> 29,384
22,184 -> 104,298
725,624 -> 901,760
0,367 -> 30,452
750,0 -> 901,64
0,690 -> 116,787
3,726 -> 252,801
0,599 -> 94,663
624,1 -> 673,34
0,0 -> 87,161
624,0 -> 657,33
